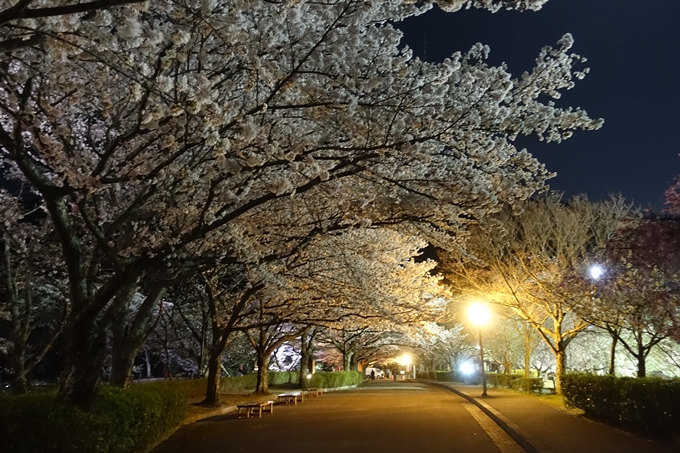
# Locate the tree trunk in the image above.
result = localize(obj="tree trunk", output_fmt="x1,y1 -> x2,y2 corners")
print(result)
255,353 -> 270,394
11,369 -> 29,395
608,336 -> 618,376
109,344 -> 137,388
144,349 -> 152,378
349,352 -> 359,371
11,331 -> 28,394
110,284 -> 165,387
343,351 -> 353,371
636,345 -> 646,378
58,318 -> 108,408
202,349 -> 222,406
523,326 -> 532,378
554,348 -> 566,395
299,334 -> 309,389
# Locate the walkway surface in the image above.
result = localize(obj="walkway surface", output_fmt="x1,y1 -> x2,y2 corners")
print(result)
154,381 -> 521,453
154,380 -> 676,453
439,382 -> 674,453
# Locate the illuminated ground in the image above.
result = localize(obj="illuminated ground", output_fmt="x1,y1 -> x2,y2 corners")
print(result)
153,380 -> 520,453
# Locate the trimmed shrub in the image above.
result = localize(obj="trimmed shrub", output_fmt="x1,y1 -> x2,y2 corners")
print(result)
416,370 -> 437,380
435,371 -> 456,382
268,371 -> 299,385
509,377 -> 544,393
151,377 -> 208,399
562,373 -> 680,440
308,371 -> 363,389
0,384 -> 185,453
219,374 -> 257,393
485,373 -> 522,389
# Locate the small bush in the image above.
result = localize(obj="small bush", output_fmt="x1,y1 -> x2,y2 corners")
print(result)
268,371 -> 299,385
0,384 -> 186,453
562,373 -> 680,440
435,371 -> 456,382
509,377 -> 544,393
153,378 -> 207,399
416,370 -> 437,380
485,372 -> 522,389
219,374 -> 257,393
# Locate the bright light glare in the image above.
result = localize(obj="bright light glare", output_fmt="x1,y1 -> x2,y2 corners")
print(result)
399,353 -> 412,366
306,374 -> 312,379
589,264 -> 605,280
460,362 -> 474,375
468,303 -> 491,327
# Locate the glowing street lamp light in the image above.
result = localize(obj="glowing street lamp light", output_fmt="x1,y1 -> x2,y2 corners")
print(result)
589,264 -> 605,280
468,303 -> 491,397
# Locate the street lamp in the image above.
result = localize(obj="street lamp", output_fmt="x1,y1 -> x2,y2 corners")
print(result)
468,303 -> 491,397
589,264 -> 605,280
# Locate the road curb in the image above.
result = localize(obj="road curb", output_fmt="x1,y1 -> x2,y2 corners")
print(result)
183,404 -> 239,425
427,381 -> 545,453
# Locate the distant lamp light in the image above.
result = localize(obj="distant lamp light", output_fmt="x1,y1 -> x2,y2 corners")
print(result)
306,374 -> 313,380
460,362 -> 474,375
589,264 -> 605,280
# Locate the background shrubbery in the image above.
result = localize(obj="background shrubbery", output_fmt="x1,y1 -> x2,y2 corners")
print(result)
562,373 -> 680,439
485,373 -> 543,393
0,384 -> 185,453
0,371 -> 360,453
308,371 -> 363,389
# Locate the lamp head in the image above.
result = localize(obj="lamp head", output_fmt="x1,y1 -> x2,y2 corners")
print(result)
468,303 -> 491,327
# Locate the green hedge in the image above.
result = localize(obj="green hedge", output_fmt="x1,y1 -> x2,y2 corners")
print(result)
486,372 -> 521,388
562,373 -> 680,439
510,377 -> 544,393
485,373 -> 543,393
435,371 -> 456,382
268,371 -> 299,385
0,383 -> 186,453
415,370 -> 458,381
308,371 -> 363,389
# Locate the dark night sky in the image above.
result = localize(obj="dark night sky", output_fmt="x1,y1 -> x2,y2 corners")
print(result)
399,0 -> 680,210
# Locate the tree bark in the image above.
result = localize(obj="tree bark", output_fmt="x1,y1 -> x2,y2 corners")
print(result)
255,353 -> 270,394
11,356 -> 29,394
58,317 -> 108,409
299,333 -> 309,389
554,347 -> 566,395
110,284 -> 166,387
204,349 -> 222,406
144,349 -> 152,378
523,324 -> 532,378
343,351 -> 353,371
636,344 -> 646,378
349,351 -> 359,371
608,335 -> 618,376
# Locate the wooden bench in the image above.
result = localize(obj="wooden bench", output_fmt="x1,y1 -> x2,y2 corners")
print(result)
237,401 -> 274,418
302,388 -> 322,397
277,392 -> 303,405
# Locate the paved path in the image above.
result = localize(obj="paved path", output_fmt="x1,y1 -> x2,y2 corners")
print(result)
153,380 -> 524,453
441,383 -> 674,453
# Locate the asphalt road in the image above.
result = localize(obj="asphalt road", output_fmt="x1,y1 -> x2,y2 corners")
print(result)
153,380 -> 525,453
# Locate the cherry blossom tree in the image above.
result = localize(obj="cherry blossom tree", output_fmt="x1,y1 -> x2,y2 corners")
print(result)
0,190 -> 68,394
1,0 -> 600,407
441,194 -> 633,392
577,217 -> 680,377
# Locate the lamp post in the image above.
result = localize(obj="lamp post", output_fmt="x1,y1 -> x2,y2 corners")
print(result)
468,303 -> 491,397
